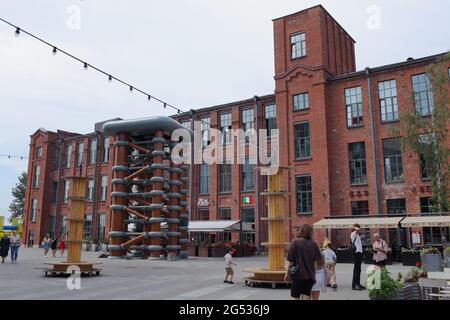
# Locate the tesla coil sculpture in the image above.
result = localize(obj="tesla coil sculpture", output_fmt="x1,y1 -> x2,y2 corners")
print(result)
244,167 -> 290,288
102,117 -> 191,259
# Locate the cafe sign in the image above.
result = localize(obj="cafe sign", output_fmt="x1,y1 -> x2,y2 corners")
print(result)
197,198 -> 209,207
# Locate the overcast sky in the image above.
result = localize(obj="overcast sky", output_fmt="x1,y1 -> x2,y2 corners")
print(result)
0,0 -> 449,222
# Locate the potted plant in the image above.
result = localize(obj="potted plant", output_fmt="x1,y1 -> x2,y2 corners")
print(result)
444,247 -> 450,268
92,238 -> 100,252
401,248 -> 421,266
364,247 -> 374,264
367,268 -> 403,300
336,247 -> 354,263
420,247 -> 443,272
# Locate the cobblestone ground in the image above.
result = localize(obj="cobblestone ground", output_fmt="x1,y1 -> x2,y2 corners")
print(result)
0,248 -> 412,300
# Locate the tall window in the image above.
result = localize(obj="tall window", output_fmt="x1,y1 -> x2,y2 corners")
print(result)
100,176 -> 108,201
60,217 -> 67,237
420,197 -> 432,213
83,214 -> 92,239
63,180 -> 70,204
349,142 -> 367,184
242,108 -> 254,144
383,138 -> 403,182
242,157 -> 254,191
378,80 -> 399,122
54,146 -> 61,167
87,179 -> 95,201
30,198 -> 38,222
345,86 -> 363,127
291,32 -> 306,59
352,201 -> 369,216
36,147 -> 43,158
98,213 -> 106,241
242,208 -> 255,223
199,163 -> 209,194
89,139 -> 97,165
412,73 -> 433,116
418,134 -> 433,180
49,215 -> 56,234
424,227 -> 450,245
219,162 -> 232,193
201,117 -> 211,148
265,104 -> 277,136
33,165 -> 40,188
198,210 -> 210,221
220,113 -> 232,145
76,142 -> 84,167
293,93 -> 309,111
294,122 -> 311,159
103,137 -> 110,162
387,199 -> 406,214
65,144 -> 73,168
218,208 -> 231,220
296,175 -> 312,214
50,181 -> 58,205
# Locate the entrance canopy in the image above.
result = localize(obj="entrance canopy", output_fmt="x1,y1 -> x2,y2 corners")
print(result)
314,217 -> 403,229
187,220 -> 254,233
401,216 -> 450,228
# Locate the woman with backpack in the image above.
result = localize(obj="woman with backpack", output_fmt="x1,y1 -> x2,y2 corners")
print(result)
372,233 -> 389,269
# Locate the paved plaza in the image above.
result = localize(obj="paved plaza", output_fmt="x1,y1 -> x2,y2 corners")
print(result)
0,248 -> 412,300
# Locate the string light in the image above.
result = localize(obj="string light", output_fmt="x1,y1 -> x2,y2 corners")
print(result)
0,154 -> 28,160
0,16 -> 205,124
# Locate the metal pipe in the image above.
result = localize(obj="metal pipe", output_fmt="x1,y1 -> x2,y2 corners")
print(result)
365,67 -> 381,216
253,95 -> 261,253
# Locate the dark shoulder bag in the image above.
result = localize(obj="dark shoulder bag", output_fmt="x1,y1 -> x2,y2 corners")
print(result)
289,240 -> 299,276
350,233 -> 357,254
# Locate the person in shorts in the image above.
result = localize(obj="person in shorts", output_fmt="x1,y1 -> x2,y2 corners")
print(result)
323,242 -> 337,290
284,224 -> 322,300
224,248 -> 237,284
372,233 -> 389,268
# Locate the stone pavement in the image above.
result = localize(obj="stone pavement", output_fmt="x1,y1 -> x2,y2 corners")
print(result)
0,248 -> 412,300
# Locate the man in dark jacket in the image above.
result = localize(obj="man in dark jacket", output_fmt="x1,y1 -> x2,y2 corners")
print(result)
0,234 -> 11,263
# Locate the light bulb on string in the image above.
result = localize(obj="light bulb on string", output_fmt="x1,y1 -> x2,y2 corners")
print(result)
108,75 -> 112,82
148,95 -> 152,101
163,103 -> 167,109
84,62 -> 88,70
14,27 -> 20,37
52,47 -> 57,55
129,86 -> 133,93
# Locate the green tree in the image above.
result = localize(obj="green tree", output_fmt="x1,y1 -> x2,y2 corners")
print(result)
397,53 -> 449,212
8,172 -> 27,223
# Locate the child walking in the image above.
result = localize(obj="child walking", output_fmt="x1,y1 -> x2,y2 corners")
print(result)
323,243 -> 338,290
224,248 -> 237,284
311,254 -> 330,300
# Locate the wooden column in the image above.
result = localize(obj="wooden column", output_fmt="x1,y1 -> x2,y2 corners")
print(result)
66,176 -> 87,264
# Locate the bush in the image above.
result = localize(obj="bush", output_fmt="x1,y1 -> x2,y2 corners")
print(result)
368,268 -> 402,300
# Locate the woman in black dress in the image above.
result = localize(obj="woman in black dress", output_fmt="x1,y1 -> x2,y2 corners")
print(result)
0,234 -> 10,263
50,236 -> 58,258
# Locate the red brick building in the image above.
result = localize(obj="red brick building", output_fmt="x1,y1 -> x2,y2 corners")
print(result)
23,5 -> 449,249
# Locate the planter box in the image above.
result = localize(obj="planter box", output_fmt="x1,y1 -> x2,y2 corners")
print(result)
364,251 -> 373,264
421,253 -> 443,272
336,249 -> 354,263
187,245 -> 197,257
396,283 -> 422,300
444,252 -> 450,268
209,246 -> 228,258
198,246 -> 209,257
401,252 -> 421,266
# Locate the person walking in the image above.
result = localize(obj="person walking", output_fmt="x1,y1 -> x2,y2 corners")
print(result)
0,234 -> 10,263
350,224 -> 365,290
323,242 -> 338,290
284,224 -> 322,300
372,233 -> 389,269
50,235 -> 58,258
42,234 -> 51,256
311,254 -> 330,300
9,231 -> 21,263
59,235 -> 66,256
223,248 -> 237,284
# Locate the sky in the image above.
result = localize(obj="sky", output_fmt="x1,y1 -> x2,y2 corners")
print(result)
0,0 -> 449,222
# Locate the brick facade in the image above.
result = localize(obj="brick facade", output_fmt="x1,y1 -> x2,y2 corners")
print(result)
22,5 -> 450,249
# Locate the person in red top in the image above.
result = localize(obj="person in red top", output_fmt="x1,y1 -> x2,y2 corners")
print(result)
59,235 -> 65,256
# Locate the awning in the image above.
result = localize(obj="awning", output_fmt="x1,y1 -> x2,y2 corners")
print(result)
401,216 -> 450,228
314,217 -> 403,229
162,220 -> 254,232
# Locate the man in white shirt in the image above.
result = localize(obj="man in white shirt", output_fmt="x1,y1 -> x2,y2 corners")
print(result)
224,248 -> 237,284
350,224 -> 365,290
